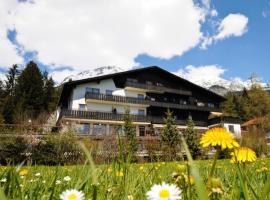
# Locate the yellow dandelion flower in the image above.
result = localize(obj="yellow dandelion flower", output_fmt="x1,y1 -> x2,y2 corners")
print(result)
107,167 -> 113,173
184,175 -> 195,186
139,166 -> 144,170
116,171 -> 124,177
200,127 -> 239,150
231,147 -> 256,164
19,169 -> 28,176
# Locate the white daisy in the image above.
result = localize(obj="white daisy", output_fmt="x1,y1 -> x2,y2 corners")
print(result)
56,180 -> 62,185
63,176 -> 71,182
0,178 -> 7,183
60,189 -> 84,200
35,173 -> 41,177
146,182 -> 181,200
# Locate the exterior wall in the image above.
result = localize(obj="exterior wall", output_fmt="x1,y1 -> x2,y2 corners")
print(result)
86,102 -> 146,115
224,123 -> 241,138
70,78 -> 146,110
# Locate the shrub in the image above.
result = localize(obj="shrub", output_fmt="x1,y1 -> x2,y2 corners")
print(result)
32,131 -> 83,165
0,136 -> 29,165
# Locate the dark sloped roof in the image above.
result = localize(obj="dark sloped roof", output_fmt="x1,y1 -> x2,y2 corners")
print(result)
58,66 -> 226,106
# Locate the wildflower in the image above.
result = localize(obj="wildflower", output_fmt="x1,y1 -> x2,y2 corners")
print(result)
64,176 -> 71,182
35,173 -> 41,177
176,165 -> 186,174
107,167 -> 113,173
231,147 -> 256,164
256,166 -> 268,173
146,182 -> 181,200
127,194 -> 133,200
139,166 -> 144,170
0,178 -> 7,183
200,128 -> 239,150
60,189 -> 84,200
211,188 -> 223,194
116,171 -> 124,177
19,169 -> 28,176
184,175 -> 195,186
56,180 -> 62,185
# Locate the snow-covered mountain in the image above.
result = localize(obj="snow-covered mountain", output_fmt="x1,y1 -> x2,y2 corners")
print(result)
62,66 -> 125,83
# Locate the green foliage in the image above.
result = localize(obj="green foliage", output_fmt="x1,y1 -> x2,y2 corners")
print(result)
161,109 -> 180,148
0,61 -> 58,124
15,61 -> 44,118
161,109 -> 181,160
122,109 -> 137,161
0,136 -> 29,165
183,116 -> 201,159
32,132 -> 82,165
222,84 -> 270,122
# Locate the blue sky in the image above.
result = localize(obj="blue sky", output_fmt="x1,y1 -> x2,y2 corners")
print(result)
0,0 -> 269,85
136,0 -> 270,82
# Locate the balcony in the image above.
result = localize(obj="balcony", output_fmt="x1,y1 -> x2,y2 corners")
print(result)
60,109 -> 208,126
85,93 -> 221,112
125,81 -> 192,96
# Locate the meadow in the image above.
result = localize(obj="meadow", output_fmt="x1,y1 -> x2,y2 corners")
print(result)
1,127 -> 270,200
0,158 -> 270,200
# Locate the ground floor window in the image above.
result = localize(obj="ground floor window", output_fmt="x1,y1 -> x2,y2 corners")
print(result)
74,123 -> 90,134
139,126 -> 145,136
228,125 -> 235,134
109,125 -> 124,136
92,124 -> 106,136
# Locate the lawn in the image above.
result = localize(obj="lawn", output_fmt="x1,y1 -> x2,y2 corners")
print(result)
1,158 -> 270,200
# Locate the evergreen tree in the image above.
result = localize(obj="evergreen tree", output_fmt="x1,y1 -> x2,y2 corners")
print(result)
43,71 -> 57,112
123,109 -> 137,161
15,61 -> 44,119
183,116 -> 201,159
161,109 -> 180,159
2,65 -> 20,123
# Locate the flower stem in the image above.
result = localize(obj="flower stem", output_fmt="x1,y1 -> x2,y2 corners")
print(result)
208,148 -> 220,180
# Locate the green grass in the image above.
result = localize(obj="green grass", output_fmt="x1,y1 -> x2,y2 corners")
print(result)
1,159 -> 270,199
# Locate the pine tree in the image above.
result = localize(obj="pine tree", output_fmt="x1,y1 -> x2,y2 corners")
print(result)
183,116 -> 201,159
43,71 -> 57,112
161,109 -> 180,159
2,65 -> 20,123
123,109 -> 137,160
15,61 -> 44,119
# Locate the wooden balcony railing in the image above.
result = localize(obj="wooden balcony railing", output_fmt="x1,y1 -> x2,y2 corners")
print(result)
85,93 -> 221,112
125,81 -> 192,96
60,109 -> 208,126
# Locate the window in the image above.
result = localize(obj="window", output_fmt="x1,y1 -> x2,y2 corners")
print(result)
75,123 -> 90,135
137,94 -> 144,99
139,126 -> 145,136
86,87 -> 100,94
79,104 -> 86,110
138,109 -> 145,115
92,124 -> 107,136
228,125 -> 235,134
106,90 -> 113,95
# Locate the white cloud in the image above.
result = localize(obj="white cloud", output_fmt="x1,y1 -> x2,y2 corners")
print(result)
0,0 -> 249,80
201,13 -> 248,48
215,13 -> 248,40
0,1 -> 24,67
174,65 -> 267,91
49,69 -> 78,84
7,0 -> 206,71
174,65 -> 226,84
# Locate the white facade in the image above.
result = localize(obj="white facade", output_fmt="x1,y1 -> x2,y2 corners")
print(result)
70,78 -> 147,114
223,123 -> 241,138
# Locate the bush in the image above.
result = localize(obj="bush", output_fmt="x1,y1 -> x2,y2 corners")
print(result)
0,136 -> 29,165
32,132 -> 83,165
